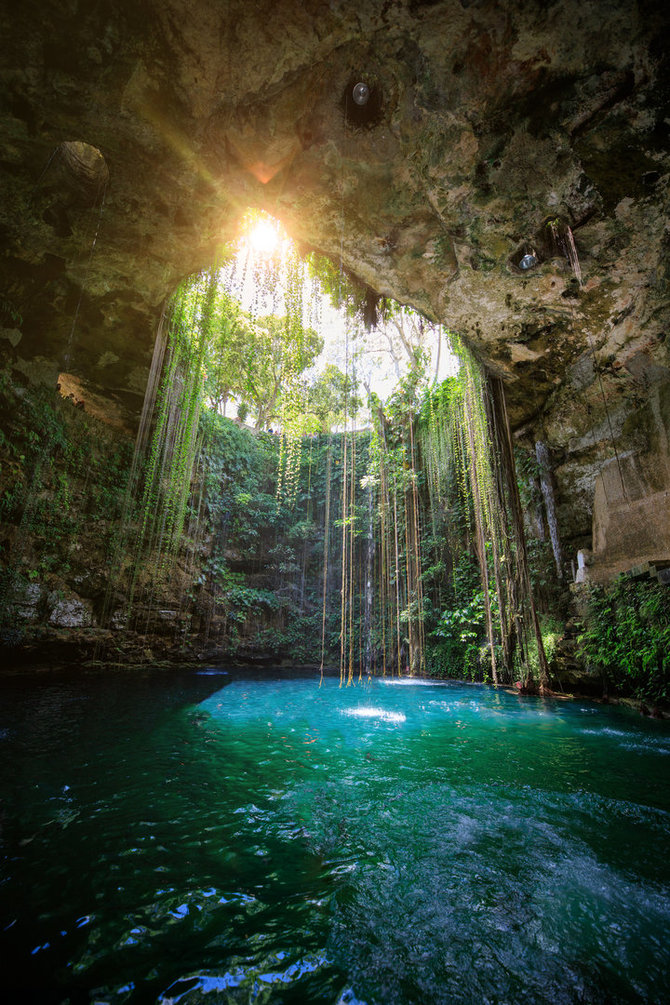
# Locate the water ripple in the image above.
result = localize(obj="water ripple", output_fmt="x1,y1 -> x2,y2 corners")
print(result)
2,671 -> 670,1004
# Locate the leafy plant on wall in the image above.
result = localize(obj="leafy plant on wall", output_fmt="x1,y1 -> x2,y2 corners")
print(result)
577,578 -> 670,701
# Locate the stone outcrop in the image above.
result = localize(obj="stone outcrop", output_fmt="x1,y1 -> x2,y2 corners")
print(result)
1,0 -> 669,579
589,383 -> 670,581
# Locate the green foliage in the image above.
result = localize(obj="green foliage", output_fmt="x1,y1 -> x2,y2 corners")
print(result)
306,253 -> 391,329
182,411 -> 344,662
522,614 -> 563,682
170,252 -> 356,510
137,272 -> 213,569
0,373 -> 134,646
431,594 -> 486,653
0,372 -> 132,586
235,313 -> 323,431
414,338 -> 552,686
203,291 -> 255,414
197,412 -> 281,558
576,578 -> 670,700
514,446 -> 542,513
135,258 -> 322,587
305,364 -> 360,433
0,235 -> 564,685
215,571 -> 282,623
426,555 -> 496,681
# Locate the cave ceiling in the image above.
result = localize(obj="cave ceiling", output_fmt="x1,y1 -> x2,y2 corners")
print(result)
1,0 -> 669,447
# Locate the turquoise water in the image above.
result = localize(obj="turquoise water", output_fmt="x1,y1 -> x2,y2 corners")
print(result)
1,669 -> 670,1004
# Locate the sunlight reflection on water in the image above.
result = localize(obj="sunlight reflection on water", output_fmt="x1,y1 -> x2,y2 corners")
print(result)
342,707 -> 406,723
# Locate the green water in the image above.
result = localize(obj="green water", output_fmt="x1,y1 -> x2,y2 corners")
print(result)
1,669 -> 669,1004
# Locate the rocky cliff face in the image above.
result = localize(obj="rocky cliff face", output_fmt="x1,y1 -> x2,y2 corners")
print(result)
1,0 -> 669,579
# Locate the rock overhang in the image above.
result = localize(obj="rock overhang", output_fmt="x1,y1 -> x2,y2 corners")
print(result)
1,0 -> 669,565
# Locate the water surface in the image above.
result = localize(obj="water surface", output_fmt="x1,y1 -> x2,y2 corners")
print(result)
1,669 -> 669,1004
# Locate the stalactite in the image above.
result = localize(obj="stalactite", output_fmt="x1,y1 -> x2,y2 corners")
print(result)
535,439 -> 563,579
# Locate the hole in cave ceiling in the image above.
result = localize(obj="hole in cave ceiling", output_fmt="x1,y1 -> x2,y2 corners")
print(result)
160,209 -> 458,434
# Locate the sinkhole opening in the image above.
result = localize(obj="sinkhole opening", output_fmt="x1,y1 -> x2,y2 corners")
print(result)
103,209 -> 558,688
191,209 -> 459,434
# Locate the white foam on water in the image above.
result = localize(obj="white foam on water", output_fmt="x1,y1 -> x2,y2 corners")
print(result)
336,989 -> 369,1005
580,727 -> 629,738
623,742 -> 670,755
580,726 -> 670,754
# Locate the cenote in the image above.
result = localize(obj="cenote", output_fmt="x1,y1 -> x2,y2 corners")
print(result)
2,3 -> 670,1003
2,667 -> 670,1004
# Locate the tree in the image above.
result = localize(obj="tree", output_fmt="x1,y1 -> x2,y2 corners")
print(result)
305,364 -> 361,433
203,291 -> 255,416
237,314 -> 323,430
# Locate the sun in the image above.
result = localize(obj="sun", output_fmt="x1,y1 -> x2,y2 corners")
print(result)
246,215 -> 280,257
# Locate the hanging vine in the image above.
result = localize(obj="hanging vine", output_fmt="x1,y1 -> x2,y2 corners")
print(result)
417,333 -> 549,688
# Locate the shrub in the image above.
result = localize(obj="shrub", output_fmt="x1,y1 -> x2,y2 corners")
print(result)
577,578 -> 670,701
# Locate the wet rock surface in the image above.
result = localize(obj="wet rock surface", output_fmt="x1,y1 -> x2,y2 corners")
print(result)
47,590 -> 94,629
